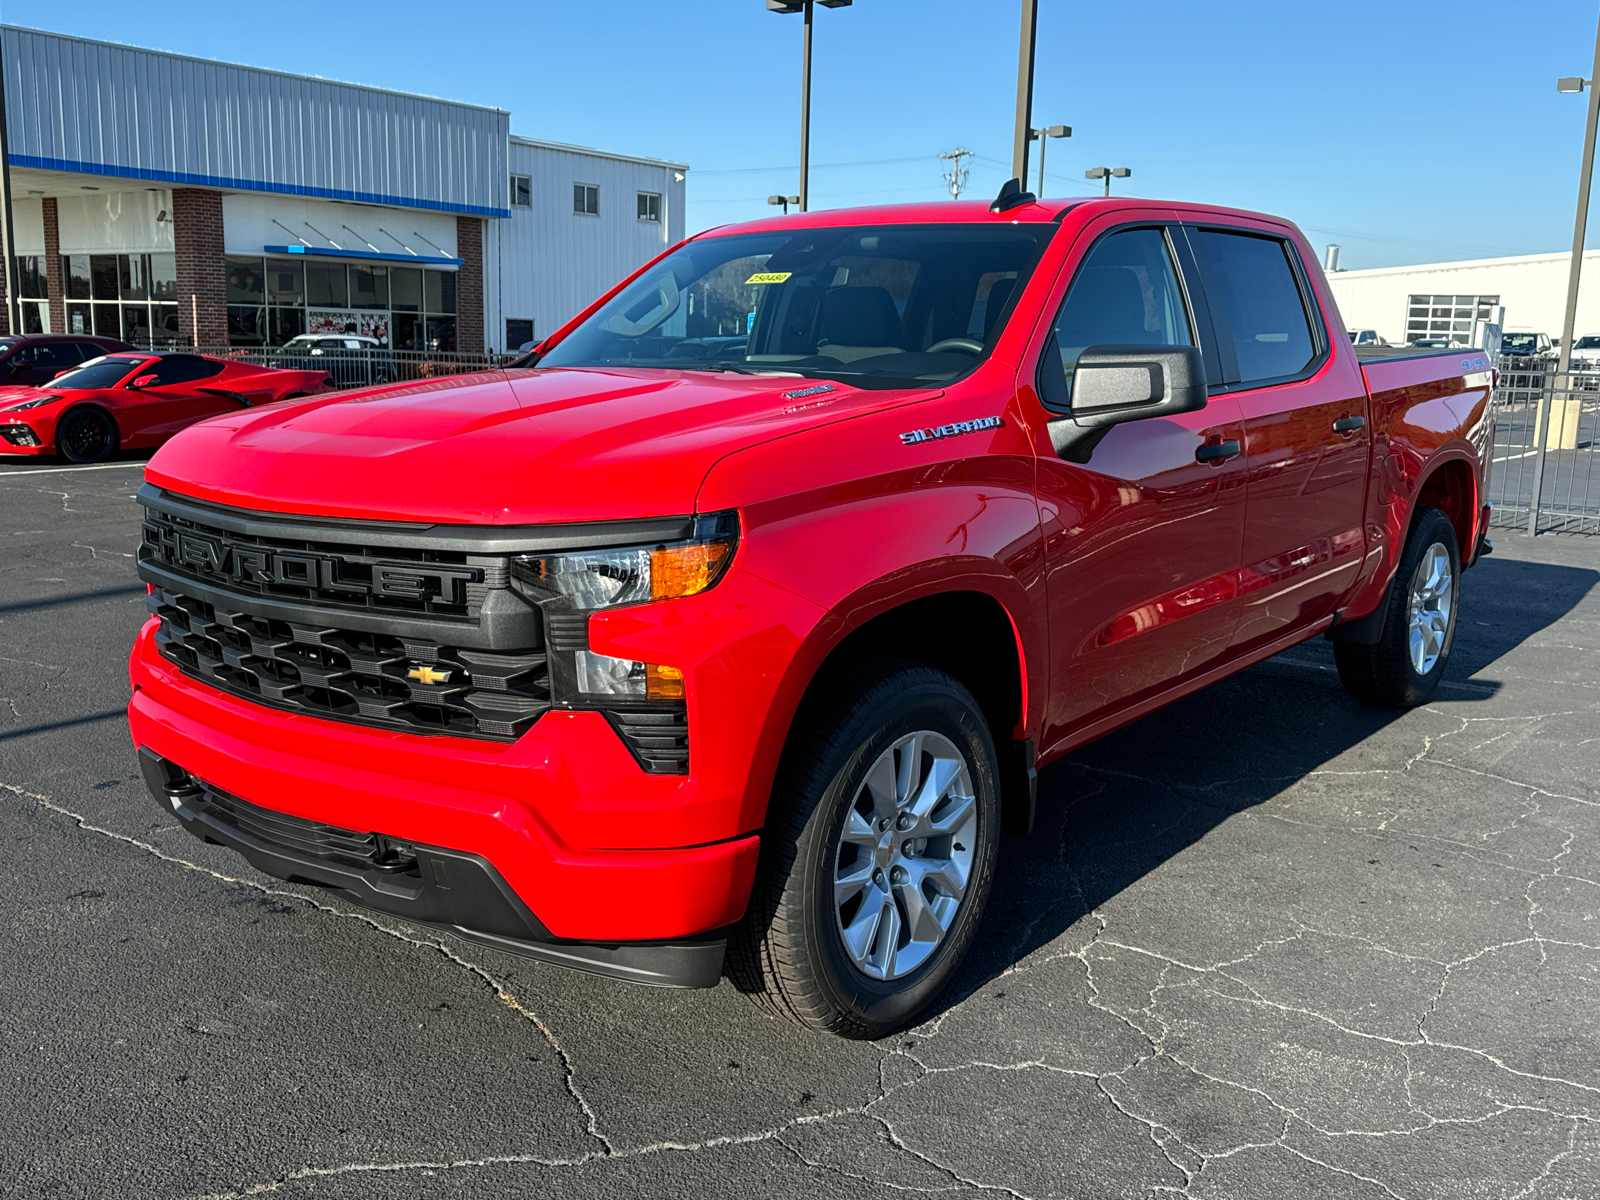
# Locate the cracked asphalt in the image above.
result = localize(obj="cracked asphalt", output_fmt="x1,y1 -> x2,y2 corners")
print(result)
3,455 -> 1599,1199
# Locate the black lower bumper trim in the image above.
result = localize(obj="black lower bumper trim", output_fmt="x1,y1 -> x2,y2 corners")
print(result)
138,747 -> 726,988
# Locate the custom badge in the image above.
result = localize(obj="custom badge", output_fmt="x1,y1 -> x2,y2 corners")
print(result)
745,272 -> 792,285
782,384 -> 836,400
899,416 -> 1004,445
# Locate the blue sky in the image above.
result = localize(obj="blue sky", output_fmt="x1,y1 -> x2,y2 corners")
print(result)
10,0 -> 1600,268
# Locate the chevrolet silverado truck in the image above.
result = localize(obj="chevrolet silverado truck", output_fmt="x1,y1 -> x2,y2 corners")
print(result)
129,185 -> 1493,1038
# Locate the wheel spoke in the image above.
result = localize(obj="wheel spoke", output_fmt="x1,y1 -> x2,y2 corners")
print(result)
841,888 -> 889,970
927,789 -> 976,836
834,860 -> 874,907
861,753 -> 899,823
895,869 -> 947,944
895,732 -> 925,815
840,807 -> 877,849
909,754 -> 963,819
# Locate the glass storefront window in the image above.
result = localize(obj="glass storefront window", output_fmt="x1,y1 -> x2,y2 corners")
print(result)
426,315 -> 457,353
18,256 -> 46,300
269,308 -> 306,344
390,267 -> 422,312
350,265 -> 388,309
94,304 -> 122,338
424,270 -> 456,315
227,257 -> 265,304
20,301 -> 45,334
307,263 -> 347,308
152,305 -> 180,344
122,305 -> 152,344
150,253 -> 177,302
91,255 -> 119,301
392,311 -> 422,351
120,254 -> 148,301
267,259 -> 305,306
228,305 -> 267,346
66,303 -> 91,335
65,256 -> 91,301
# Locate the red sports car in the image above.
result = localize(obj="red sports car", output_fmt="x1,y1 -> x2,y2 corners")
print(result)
0,352 -> 333,463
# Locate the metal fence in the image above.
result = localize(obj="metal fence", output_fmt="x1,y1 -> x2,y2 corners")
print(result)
153,345 -> 519,390
1488,355 -> 1600,536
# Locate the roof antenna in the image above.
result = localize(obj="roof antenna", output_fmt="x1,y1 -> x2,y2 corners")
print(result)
990,177 -> 1037,214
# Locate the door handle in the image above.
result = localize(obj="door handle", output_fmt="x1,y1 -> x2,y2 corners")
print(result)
1195,439 -> 1241,464
1333,415 -> 1366,434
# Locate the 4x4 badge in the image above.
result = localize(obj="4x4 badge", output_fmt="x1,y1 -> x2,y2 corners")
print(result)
900,415 -> 1004,445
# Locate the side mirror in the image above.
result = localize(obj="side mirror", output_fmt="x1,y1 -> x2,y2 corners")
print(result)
130,373 -> 159,389
1042,343 -> 1208,463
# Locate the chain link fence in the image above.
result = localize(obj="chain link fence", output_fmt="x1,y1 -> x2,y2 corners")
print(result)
1488,355 -> 1600,536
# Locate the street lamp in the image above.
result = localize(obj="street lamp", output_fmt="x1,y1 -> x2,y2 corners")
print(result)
767,0 -> 852,213
1085,166 -> 1131,197
1029,125 -> 1071,195
767,194 -> 801,215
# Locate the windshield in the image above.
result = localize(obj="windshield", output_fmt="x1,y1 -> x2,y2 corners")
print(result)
1575,336 -> 1600,349
1501,334 -> 1539,350
43,356 -> 148,390
535,223 -> 1055,388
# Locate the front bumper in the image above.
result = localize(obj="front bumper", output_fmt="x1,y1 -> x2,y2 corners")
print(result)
128,619 -> 760,981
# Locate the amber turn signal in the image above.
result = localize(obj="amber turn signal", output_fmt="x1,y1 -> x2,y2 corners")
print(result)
646,662 -> 685,701
650,540 -> 733,601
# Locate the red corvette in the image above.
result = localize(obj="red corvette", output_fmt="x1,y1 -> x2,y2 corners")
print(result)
0,352 -> 333,463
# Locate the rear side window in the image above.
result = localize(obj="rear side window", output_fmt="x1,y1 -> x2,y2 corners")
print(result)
15,342 -> 83,371
1194,230 -> 1316,383
146,356 -> 225,386
1046,227 -> 1194,405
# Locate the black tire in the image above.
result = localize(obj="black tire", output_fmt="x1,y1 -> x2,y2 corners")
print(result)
1335,505 -> 1460,707
56,406 -> 119,464
728,660 -> 1001,1039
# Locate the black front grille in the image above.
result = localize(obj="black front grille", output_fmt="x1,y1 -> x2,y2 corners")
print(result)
608,709 -> 691,774
186,777 -> 394,871
149,585 -> 552,741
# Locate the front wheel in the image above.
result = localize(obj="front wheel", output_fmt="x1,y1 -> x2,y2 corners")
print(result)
728,660 -> 1000,1038
1335,505 -> 1460,707
57,407 -> 119,464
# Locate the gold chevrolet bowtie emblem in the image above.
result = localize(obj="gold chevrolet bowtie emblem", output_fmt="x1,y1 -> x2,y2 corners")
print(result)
407,665 -> 452,685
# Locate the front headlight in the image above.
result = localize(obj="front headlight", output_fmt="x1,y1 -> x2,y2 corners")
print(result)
510,510 -> 738,704
3,397 -> 52,412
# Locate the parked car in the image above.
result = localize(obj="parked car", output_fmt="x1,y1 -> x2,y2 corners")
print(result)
1347,328 -> 1386,345
274,334 -> 394,387
130,191 -> 1492,1038
0,352 -> 332,462
1566,334 -> 1600,369
0,334 -> 133,386
1499,331 -> 1552,358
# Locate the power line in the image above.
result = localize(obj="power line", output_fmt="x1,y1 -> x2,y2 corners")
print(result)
692,154 -> 933,176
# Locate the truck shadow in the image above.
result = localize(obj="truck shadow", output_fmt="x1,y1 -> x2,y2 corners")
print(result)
937,552 -> 1600,1015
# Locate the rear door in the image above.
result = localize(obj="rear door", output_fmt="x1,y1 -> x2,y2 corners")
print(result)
1028,214 -> 1249,748
1179,221 -> 1370,654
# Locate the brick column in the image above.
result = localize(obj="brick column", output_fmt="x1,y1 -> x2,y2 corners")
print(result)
172,188 -> 228,347
43,198 -> 65,336
455,215 -> 484,354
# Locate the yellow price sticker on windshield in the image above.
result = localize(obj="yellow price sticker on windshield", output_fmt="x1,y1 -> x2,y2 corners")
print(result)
746,271 -> 792,285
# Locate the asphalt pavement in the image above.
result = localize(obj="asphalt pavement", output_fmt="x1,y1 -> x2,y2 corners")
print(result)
3,454 -> 1598,1199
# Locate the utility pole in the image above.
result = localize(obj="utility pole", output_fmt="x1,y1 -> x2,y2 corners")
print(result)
940,148 -> 973,200
0,28 -> 19,336
1011,0 -> 1039,185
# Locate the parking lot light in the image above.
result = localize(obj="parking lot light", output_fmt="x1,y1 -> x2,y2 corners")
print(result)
1029,124 -> 1071,195
767,0 -> 852,213
1085,166 -> 1131,197
767,194 -> 801,214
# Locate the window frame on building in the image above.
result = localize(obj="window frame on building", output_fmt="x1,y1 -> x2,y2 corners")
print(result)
637,191 -> 662,223
223,255 -> 460,351
60,252 -> 177,345
574,183 -> 600,217
505,318 -> 535,350
1403,293 -> 1501,346
510,174 -> 532,208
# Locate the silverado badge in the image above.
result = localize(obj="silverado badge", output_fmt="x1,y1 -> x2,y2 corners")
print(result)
900,415 -> 1004,445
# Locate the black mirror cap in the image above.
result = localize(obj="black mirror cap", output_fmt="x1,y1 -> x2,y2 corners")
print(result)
990,178 -> 1038,214
1046,344 -> 1207,462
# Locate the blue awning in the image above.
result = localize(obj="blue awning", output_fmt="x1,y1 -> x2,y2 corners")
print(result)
263,245 -> 464,266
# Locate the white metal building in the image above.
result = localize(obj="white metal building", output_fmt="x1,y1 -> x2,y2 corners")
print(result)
1,25 -> 688,355
1326,250 -> 1600,345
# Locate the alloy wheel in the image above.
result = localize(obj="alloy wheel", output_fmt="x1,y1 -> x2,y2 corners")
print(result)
1407,541 -> 1453,675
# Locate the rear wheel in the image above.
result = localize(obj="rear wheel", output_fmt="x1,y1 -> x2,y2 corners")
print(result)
1335,505 -> 1460,707
57,407 -> 119,464
728,660 -> 1000,1038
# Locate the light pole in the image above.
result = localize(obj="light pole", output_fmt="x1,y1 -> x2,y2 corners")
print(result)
1085,166 -> 1131,197
1030,125 -> 1070,195
767,194 -> 800,215
1011,0 -> 1039,185
767,0 -> 851,213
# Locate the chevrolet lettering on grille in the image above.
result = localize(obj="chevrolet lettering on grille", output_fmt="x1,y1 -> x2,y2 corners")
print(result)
156,526 -> 480,604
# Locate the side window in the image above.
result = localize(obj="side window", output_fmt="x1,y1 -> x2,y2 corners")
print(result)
17,343 -> 83,371
1046,227 -> 1193,405
1193,230 -> 1316,383
146,356 -> 225,386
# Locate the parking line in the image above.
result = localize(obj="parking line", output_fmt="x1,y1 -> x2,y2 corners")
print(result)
0,462 -> 148,478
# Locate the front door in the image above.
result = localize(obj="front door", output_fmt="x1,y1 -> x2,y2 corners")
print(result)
1179,223 -> 1371,653
1029,219 -> 1249,750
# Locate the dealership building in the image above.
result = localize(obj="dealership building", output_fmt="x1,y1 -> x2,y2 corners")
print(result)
1326,248 -> 1600,347
0,25 -> 686,354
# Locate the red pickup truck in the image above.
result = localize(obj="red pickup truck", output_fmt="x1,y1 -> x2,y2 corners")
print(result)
129,188 -> 1493,1038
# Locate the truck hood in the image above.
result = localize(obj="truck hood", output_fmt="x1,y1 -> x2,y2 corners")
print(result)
143,367 -> 933,524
